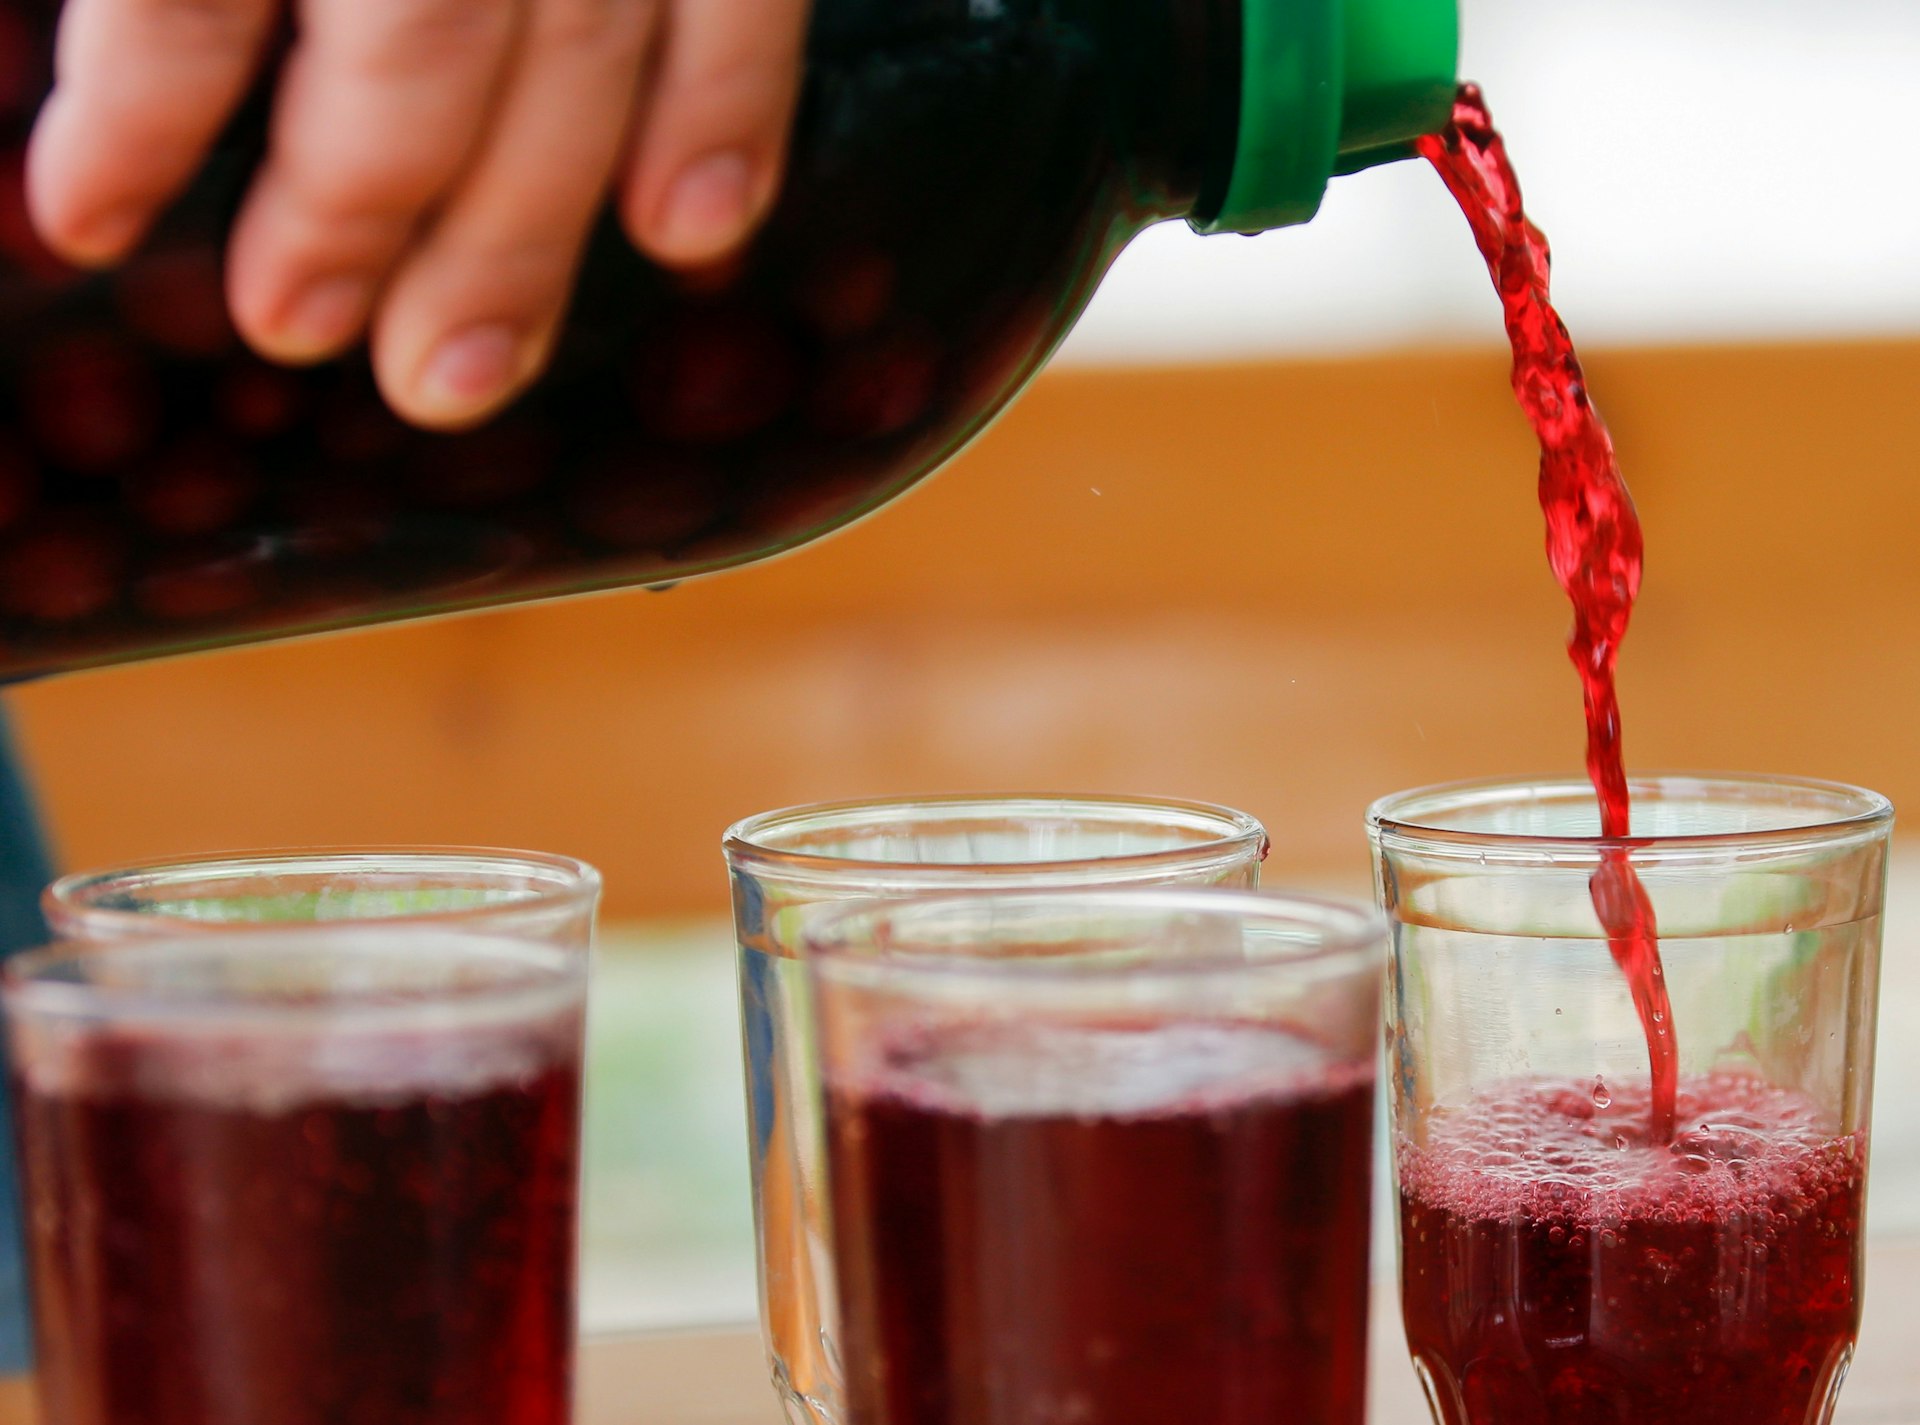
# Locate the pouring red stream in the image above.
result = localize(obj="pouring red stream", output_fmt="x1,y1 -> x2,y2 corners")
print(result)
1417,85 -> 1675,1142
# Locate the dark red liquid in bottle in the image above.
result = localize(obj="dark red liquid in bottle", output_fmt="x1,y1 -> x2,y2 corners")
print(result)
1398,1077 -> 1865,1425
1417,87 -> 1675,1142
15,1027 -> 581,1425
0,1 -> 1228,678
825,1019 -> 1375,1425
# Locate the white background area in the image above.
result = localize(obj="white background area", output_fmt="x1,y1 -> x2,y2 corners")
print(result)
1057,0 -> 1920,365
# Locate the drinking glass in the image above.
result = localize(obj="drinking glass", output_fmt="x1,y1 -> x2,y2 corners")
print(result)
1368,774 -> 1893,1425
722,795 -> 1266,1422
5,924 -> 589,1425
807,887 -> 1384,1425
44,847 -> 600,951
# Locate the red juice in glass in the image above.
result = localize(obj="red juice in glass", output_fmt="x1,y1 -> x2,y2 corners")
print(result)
5,930 -> 586,1425
1370,775 -> 1890,1425
1397,1076 -> 1864,1425
826,1017 -> 1375,1425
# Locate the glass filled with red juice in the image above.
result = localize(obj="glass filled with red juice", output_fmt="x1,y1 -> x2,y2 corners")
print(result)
723,794 -> 1267,1421
1368,775 -> 1893,1425
806,886 -> 1383,1425
4,923 -> 589,1425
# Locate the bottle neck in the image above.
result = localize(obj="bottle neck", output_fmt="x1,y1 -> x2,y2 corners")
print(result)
1086,0 -> 1243,224
1094,0 -> 1459,234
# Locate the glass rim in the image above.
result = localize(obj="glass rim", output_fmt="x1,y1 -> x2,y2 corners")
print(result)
1366,772 -> 1894,859
722,792 -> 1268,886
43,846 -> 603,932
2,927 -> 587,1028
801,887 -> 1385,984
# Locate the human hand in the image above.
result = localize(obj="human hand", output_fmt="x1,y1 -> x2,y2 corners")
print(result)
25,0 -> 812,430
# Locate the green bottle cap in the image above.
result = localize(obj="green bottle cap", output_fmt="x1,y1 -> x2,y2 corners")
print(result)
1199,0 -> 1459,235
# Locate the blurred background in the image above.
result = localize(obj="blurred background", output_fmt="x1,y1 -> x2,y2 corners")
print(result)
10,0 -> 1920,1332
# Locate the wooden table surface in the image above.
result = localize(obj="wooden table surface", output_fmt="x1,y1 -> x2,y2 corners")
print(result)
578,1235 -> 1920,1425
4,1239 -> 1919,1423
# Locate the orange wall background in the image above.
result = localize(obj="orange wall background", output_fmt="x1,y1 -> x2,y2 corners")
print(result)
9,340 -> 1915,917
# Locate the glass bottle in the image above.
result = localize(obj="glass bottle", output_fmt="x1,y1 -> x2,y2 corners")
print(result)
0,0 -> 1455,678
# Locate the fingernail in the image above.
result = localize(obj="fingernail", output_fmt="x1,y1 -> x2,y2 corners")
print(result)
67,206 -> 145,265
655,152 -> 755,260
416,323 -> 525,419
280,276 -> 370,358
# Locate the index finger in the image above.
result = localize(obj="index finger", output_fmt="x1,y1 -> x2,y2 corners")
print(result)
620,0 -> 811,268
28,0 -> 280,265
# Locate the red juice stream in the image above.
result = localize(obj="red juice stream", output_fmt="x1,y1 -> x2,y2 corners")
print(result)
14,1020 -> 582,1425
1417,87 -> 1675,1142
1393,101 -> 1871,1408
826,1019 -> 1375,1425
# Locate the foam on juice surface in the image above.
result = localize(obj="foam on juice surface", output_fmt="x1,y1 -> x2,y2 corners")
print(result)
1398,1075 -> 1864,1227
847,1018 -> 1371,1120
17,999 -> 582,1114
13,931 -> 584,1112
